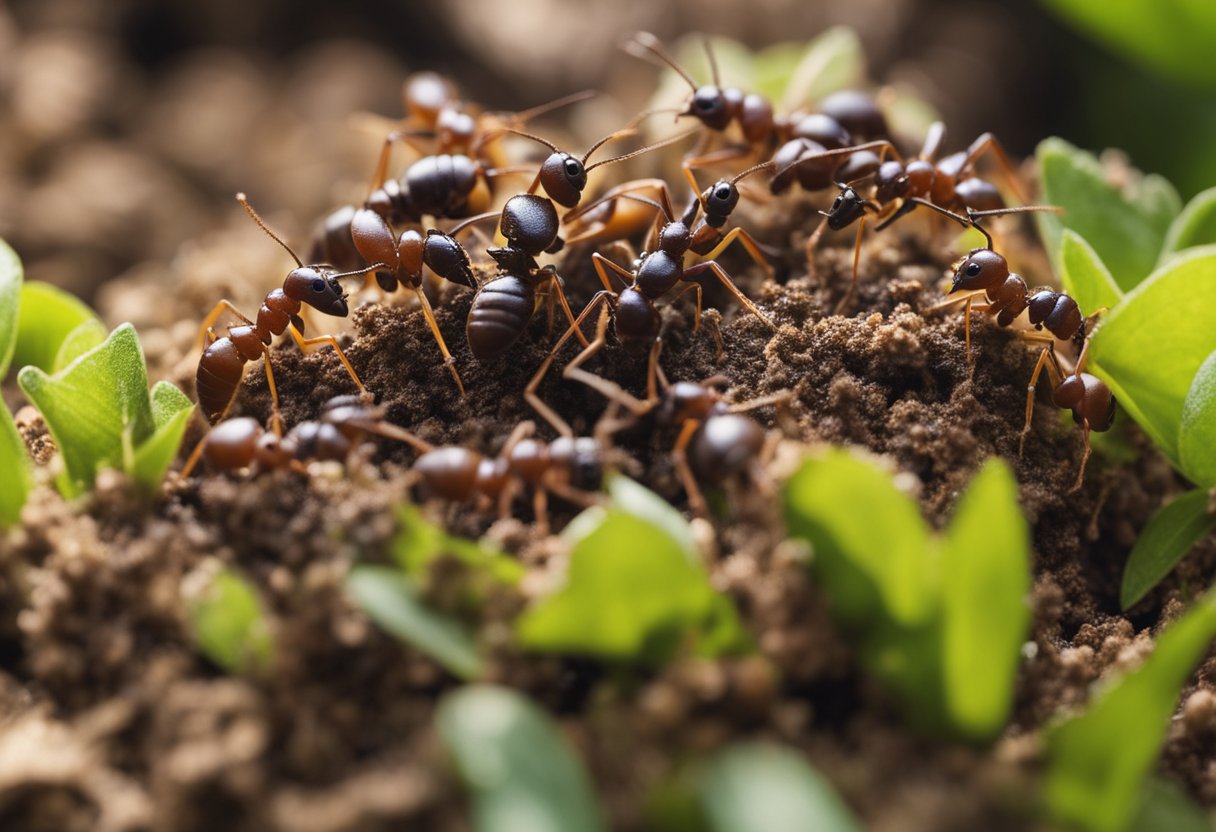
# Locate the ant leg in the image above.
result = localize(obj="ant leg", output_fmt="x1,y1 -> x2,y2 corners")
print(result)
834,216 -> 868,315
195,300 -> 252,351
961,133 -> 1029,204
286,325 -> 371,400
544,479 -> 600,509
672,418 -> 709,517
646,337 -> 662,403
592,252 -> 636,293
1018,345 -> 1056,457
920,121 -> 947,162
698,227 -> 775,281
259,346 -> 285,436
682,260 -> 776,330
412,286 -> 465,396
805,214 -> 828,282
669,281 -> 703,331
532,487 -> 550,538
1070,422 -> 1093,494
728,390 -> 793,414
547,273 -> 591,349
563,304 -> 651,416
682,146 -> 752,187
524,294 -> 614,437
929,290 -> 987,313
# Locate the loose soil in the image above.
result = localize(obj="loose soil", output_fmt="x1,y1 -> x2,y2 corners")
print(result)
1,193 -> 1213,831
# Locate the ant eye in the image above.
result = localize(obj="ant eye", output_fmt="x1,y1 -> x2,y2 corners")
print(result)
715,186 -> 731,201
312,278 -> 326,292
965,262 -> 982,277
832,196 -> 842,208
564,158 -> 582,177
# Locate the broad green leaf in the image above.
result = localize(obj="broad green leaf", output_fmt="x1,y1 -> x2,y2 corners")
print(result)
1037,138 -> 1179,291
0,239 -> 21,376
602,473 -> 697,562
697,744 -> 861,832
517,511 -> 748,663
1044,586 -> 1216,832
783,449 -> 933,626
11,281 -> 98,374
186,564 -> 273,674
51,318 -> 107,373
1132,778 -> 1214,832
391,505 -> 523,585
437,685 -> 606,832
1120,490 -> 1216,610
0,399 -> 31,528
1162,186 -> 1216,261
1090,247 -> 1216,466
940,460 -> 1031,740
130,381 -> 195,494
1041,0 -> 1216,88
778,27 -> 865,112
1060,230 -> 1122,315
1178,349 -> 1216,487
347,566 -> 481,679
18,323 -> 156,497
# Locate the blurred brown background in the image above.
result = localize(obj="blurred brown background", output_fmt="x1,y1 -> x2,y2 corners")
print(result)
0,0 -> 1207,304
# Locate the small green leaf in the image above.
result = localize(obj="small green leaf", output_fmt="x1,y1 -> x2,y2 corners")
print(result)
130,382 -> 195,494
11,281 -> 98,375
1132,778 -> 1214,832
347,565 -> 481,679
1120,490 -> 1216,610
0,239 -> 22,377
51,318 -> 107,373
0,399 -> 32,528
778,26 -> 865,112
1162,186 -> 1216,261
1059,230 -> 1123,315
1037,138 -> 1179,291
1178,349 -> 1216,487
517,510 -> 747,663
185,564 -> 273,674
391,505 -> 523,585
697,743 -> 861,832
18,323 -> 156,497
939,459 -> 1031,740
603,473 -> 697,561
783,448 -> 933,626
1044,585 -> 1216,832
437,685 -> 606,832
1090,247 -> 1216,467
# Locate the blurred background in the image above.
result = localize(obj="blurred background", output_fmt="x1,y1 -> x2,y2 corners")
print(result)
2,0 -> 1214,304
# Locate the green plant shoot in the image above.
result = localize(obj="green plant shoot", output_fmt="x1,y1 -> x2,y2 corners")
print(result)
0,239 -> 32,527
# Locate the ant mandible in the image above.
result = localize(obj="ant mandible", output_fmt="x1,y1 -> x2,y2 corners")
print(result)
194,195 -> 384,437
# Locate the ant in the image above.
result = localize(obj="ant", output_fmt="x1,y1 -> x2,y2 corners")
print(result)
410,420 -> 609,535
181,395 -> 428,477
789,122 -> 1028,311
194,194 -> 384,435
930,204 -> 1115,490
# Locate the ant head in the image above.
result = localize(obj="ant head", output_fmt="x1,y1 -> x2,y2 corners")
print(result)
538,152 -> 587,208
284,266 -> 349,317
500,193 -> 560,254
950,248 -> 1009,293
684,85 -> 732,130
403,72 -> 456,125
437,107 -> 476,150
658,220 -> 691,255
701,178 -> 739,226
824,186 -> 868,231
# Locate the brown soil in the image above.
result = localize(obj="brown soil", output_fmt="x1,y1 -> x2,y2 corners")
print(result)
1,197 -> 1212,831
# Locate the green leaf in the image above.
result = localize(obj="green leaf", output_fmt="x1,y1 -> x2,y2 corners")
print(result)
130,381 -> 195,494
602,472 -> 697,561
778,27 -> 865,112
782,448 -> 934,626
185,564 -> 273,674
0,399 -> 32,528
18,323 -> 156,497
11,281 -> 98,375
437,685 -> 606,832
0,239 -> 21,377
1037,138 -> 1179,291
1120,490 -> 1216,610
51,318 -> 107,373
517,510 -> 748,663
391,505 -> 523,585
1162,186 -> 1216,261
1090,247 -> 1216,467
1044,585 -> 1216,832
1040,0 -> 1216,88
1059,230 -> 1123,315
696,744 -> 860,832
347,565 -> 481,679
939,460 -> 1032,740
1178,349 -> 1216,487
1132,778 -> 1214,832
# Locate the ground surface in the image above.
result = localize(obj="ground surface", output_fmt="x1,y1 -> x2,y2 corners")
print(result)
0,194 -> 1213,831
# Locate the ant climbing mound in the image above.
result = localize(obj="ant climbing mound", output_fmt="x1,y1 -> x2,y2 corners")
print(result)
193,194 -> 384,434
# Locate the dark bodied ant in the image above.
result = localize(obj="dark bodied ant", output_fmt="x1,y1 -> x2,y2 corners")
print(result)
931,205 -> 1114,490
181,395 -> 429,477
790,122 -> 1028,311
194,195 -> 384,434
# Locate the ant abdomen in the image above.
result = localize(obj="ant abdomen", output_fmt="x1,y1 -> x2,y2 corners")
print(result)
1027,289 -> 1083,341
197,338 -> 246,424
466,275 -> 534,359
548,436 -> 602,491
308,205 -> 368,273
1053,373 -> 1116,432
414,446 -> 482,500
614,288 -> 661,341
954,178 -> 1004,212
817,90 -> 888,140
689,413 -> 765,484
405,154 -> 482,218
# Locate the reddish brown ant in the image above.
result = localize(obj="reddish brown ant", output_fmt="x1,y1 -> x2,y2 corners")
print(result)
194,195 -> 383,435
932,205 -> 1114,490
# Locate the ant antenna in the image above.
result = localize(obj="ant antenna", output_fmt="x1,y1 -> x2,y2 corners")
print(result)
506,89 -> 598,124
626,32 -> 699,92
703,36 -> 721,87
585,128 -> 698,172
615,192 -> 673,223
730,160 -> 776,185
236,193 -> 303,268
475,126 -> 560,157
447,210 -> 502,236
